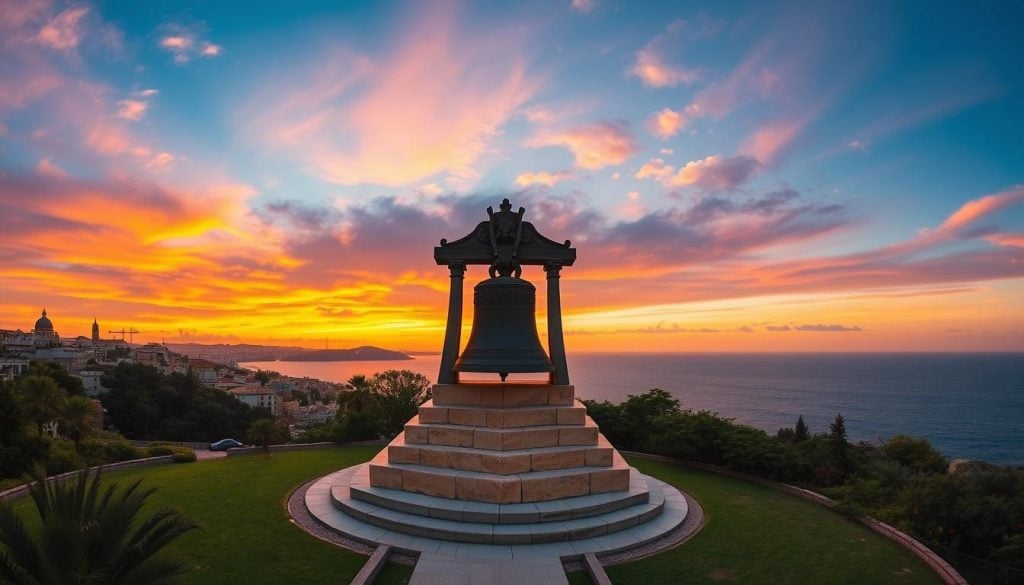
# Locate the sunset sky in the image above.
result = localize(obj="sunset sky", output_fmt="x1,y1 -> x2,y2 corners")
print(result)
1,0 -> 1022,352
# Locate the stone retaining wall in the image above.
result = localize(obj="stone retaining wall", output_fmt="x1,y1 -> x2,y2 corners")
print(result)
621,451 -> 969,585
130,439 -> 210,450
0,456 -> 174,502
224,439 -> 387,457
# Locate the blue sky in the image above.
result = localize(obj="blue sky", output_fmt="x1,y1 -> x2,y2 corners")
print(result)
0,0 -> 1022,350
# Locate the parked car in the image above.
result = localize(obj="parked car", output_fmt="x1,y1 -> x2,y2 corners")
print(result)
209,438 -> 244,451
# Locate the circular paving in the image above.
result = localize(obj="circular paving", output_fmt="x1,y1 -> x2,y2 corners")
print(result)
289,463 -> 704,563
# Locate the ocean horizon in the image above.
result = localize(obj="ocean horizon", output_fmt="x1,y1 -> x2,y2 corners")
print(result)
241,352 -> 1024,466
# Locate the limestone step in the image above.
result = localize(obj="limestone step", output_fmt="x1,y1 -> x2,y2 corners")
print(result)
418,399 -> 587,428
403,416 -> 600,451
333,474 -> 666,545
305,464 -> 692,558
432,383 -> 575,407
388,432 -> 615,475
344,469 -> 652,524
368,450 -> 632,504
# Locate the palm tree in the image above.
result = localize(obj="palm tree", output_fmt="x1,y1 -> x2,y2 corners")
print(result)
346,374 -> 369,391
15,376 -> 66,437
0,466 -> 198,584
61,395 -> 95,450
246,418 -> 281,454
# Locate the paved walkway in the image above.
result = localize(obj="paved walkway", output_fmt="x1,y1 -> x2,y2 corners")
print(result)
195,449 -> 227,461
410,553 -> 568,585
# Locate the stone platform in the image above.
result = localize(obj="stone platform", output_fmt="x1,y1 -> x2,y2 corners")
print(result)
303,383 -> 692,553
304,462 -> 690,555
369,384 -> 630,505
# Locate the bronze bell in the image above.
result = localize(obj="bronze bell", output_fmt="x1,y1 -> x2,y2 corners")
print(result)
454,276 -> 555,381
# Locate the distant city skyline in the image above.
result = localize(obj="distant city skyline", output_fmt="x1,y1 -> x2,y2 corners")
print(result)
1,1 -> 1022,351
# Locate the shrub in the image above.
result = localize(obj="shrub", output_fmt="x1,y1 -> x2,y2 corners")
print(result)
171,450 -> 197,463
882,435 -> 948,475
145,445 -> 176,457
45,439 -> 84,474
78,438 -> 147,466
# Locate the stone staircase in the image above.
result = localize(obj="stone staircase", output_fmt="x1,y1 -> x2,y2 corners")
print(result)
322,383 -> 680,545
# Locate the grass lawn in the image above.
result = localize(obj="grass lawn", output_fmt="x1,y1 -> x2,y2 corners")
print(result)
577,457 -> 946,585
5,448 -> 946,585
7,446 -> 413,585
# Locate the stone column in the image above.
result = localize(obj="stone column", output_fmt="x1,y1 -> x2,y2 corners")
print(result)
545,263 -> 569,385
437,262 -> 466,384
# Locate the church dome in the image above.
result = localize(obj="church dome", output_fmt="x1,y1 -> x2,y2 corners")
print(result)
34,309 -> 53,331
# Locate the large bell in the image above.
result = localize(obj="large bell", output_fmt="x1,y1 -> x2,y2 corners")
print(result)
454,276 -> 554,380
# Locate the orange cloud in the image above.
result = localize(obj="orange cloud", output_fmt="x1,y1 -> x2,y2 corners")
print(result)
634,158 -> 673,182
527,121 -> 638,170
629,19 -> 708,88
938,186 -> 1024,234
636,154 -> 760,192
515,170 -> 574,187
631,49 -> 700,88
646,107 -> 685,139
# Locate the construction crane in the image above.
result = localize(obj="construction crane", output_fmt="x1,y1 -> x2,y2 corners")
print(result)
108,328 -> 140,343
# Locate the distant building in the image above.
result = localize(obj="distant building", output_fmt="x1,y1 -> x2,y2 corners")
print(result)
91,318 -> 99,343
31,347 -> 89,373
188,358 -> 219,384
76,369 -> 107,396
229,386 -> 282,416
28,308 -> 62,348
0,357 -> 30,382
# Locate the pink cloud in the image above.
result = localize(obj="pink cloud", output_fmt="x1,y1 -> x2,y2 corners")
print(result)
158,23 -> 222,64
36,158 -> 67,177
631,49 -> 700,88
634,158 -> 673,182
646,107 -> 685,139
570,0 -> 595,13
115,89 -> 158,121
629,20 -> 702,88
36,6 -> 89,52
515,170 -> 574,187
985,233 -> 1024,248
527,121 -> 638,170
247,6 -> 538,187
737,118 -> 807,164
937,186 -> 1024,234
669,155 -> 759,191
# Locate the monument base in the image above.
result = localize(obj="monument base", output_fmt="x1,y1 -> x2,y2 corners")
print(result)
303,383 -> 694,555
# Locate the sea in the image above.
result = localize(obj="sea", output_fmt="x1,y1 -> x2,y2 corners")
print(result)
240,353 -> 1024,466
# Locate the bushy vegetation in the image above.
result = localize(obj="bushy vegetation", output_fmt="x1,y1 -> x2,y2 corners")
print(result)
100,363 -> 266,441
0,364 -> 198,486
299,370 -> 431,443
584,389 -> 1024,584
0,466 -> 198,583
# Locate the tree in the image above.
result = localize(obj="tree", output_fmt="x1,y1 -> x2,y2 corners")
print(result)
369,370 -> 431,439
829,413 -> 850,474
100,363 -> 262,441
254,371 -> 270,386
247,418 -> 282,454
16,376 -> 67,437
794,415 -> 810,443
0,466 -> 198,584
27,362 -> 85,397
346,375 -> 370,391
61,396 -> 95,450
